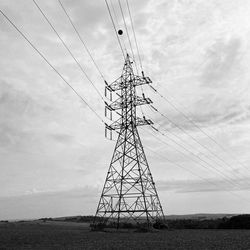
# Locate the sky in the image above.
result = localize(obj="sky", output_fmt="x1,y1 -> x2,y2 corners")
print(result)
0,0 -> 250,220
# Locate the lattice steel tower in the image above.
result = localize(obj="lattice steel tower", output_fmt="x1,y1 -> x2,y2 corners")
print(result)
93,54 -> 164,228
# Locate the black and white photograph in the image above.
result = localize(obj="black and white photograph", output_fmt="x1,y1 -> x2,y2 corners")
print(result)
1,0 -> 250,249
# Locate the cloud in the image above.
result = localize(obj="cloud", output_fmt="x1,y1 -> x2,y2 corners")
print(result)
0,81 -> 44,149
157,176 -> 250,193
0,81 -> 35,117
0,186 -> 99,220
50,133 -> 73,144
22,185 -> 98,198
201,38 -> 242,87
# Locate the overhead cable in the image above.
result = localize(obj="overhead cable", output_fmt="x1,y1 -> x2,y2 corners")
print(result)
0,9 -> 104,124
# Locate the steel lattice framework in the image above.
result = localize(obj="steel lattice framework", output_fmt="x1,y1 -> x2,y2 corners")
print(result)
93,54 -> 164,228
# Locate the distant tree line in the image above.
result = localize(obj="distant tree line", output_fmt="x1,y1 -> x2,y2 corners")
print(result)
166,215 -> 250,229
37,215 -> 250,229
38,216 -> 95,223
63,216 -> 94,223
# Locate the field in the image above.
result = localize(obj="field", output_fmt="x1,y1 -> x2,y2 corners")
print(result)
1,221 -> 250,250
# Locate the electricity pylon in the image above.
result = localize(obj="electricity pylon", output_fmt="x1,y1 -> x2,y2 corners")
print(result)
93,54 -> 165,229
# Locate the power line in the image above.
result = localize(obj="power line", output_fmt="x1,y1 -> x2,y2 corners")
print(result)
0,9 -> 104,124
144,144 -> 215,183
148,120 -> 245,183
104,0 -> 126,60
149,84 -> 250,174
162,92 -> 250,174
125,0 -> 143,73
141,128 -> 249,201
32,0 -> 105,102
145,125 -> 243,190
109,0 -> 128,56
143,144 -> 250,203
118,0 -> 139,75
148,124 -> 241,187
109,0 -> 119,25
148,104 -> 249,177
58,0 -> 105,81
149,113 -> 239,175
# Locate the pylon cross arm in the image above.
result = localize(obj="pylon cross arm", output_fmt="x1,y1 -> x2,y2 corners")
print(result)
106,96 -> 152,111
107,75 -> 152,91
107,117 -> 153,130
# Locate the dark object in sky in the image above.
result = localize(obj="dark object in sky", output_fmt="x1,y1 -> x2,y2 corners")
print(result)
118,29 -> 123,35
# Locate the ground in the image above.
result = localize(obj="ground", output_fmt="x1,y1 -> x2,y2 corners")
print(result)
1,221 -> 250,250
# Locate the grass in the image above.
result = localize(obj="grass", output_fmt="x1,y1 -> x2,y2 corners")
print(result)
0,221 -> 250,249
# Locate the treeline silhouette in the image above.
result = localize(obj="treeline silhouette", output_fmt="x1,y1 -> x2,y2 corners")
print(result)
167,215 -> 250,229
38,215 -> 250,229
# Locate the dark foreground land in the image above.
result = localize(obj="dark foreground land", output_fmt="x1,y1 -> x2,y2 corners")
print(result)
1,221 -> 250,250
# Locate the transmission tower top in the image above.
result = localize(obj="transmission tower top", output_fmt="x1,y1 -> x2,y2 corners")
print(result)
104,54 -> 153,139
